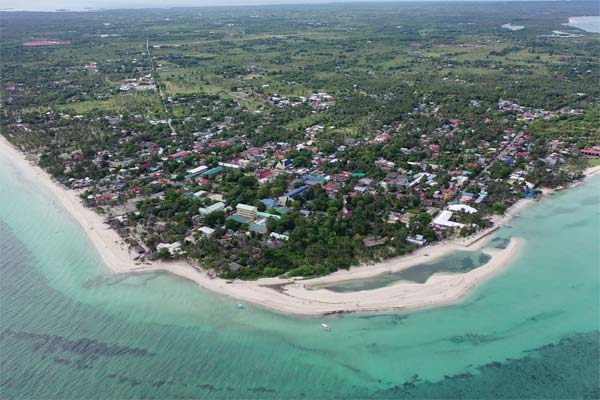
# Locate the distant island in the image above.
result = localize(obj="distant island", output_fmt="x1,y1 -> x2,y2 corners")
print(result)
1,2 -> 599,313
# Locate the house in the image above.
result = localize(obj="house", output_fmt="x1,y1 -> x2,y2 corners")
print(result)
460,191 -> 476,203
475,192 -> 488,204
207,193 -> 224,202
387,212 -> 403,224
218,162 -> 242,169
400,212 -> 416,226
407,234 -> 427,246
323,182 -> 339,195
198,202 -> 225,215
241,147 -> 263,160
256,169 -> 274,183
156,242 -> 183,256
408,173 -> 430,188
228,262 -> 242,272
363,236 -> 387,248
304,174 -> 329,185
168,150 -> 190,160
396,175 -> 409,188
193,130 -> 212,138
269,232 -> 289,241
199,226 -> 215,237
358,177 -> 375,186
249,221 -> 268,234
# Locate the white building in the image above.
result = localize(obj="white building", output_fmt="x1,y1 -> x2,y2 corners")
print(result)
156,242 -> 183,256
199,226 -> 215,237
432,210 -> 465,228
448,204 -> 478,214
198,202 -> 225,215
407,234 -> 427,246
186,165 -> 208,178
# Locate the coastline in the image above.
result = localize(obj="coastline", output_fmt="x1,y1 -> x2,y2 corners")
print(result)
0,135 -> 578,316
582,164 -> 600,179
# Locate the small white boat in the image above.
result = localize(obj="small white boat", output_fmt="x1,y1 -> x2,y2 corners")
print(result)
237,303 -> 245,309
321,323 -> 331,331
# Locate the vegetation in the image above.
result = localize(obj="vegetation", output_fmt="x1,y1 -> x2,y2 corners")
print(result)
1,2 -> 598,279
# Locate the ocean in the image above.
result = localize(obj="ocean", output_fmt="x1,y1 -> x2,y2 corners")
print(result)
0,148 -> 599,399
566,16 -> 600,33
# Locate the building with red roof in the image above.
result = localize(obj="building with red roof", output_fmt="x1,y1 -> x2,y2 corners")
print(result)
581,149 -> 600,158
168,150 -> 190,159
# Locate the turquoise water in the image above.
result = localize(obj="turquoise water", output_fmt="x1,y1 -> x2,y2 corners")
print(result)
0,149 -> 599,399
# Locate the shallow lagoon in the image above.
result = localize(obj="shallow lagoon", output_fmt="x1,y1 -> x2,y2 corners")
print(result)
311,250 -> 493,292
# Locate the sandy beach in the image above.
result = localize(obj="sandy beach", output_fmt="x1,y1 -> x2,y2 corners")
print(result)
583,164 -> 600,178
1,135 -> 538,316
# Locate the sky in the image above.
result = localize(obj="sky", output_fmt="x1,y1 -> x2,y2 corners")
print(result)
0,0 -> 541,12
4,0 -> 387,12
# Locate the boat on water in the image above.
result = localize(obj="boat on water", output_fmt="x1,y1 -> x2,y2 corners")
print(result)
237,303 -> 245,309
321,323 -> 331,331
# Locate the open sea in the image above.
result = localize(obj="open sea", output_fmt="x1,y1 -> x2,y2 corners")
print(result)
0,148 -> 599,399
566,16 -> 600,33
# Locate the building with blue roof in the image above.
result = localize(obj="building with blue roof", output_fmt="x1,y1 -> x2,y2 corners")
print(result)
260,198 -> 279,208
276,159 -> 293,169
279,185 -> 309,205
285,186 -> 309,198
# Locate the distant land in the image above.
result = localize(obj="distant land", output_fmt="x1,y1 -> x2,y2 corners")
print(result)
1,0 -> 596,13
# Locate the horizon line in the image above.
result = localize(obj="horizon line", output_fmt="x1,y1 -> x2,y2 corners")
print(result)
0,0 -> 589,14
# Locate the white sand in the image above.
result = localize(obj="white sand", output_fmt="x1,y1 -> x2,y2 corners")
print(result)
1,136 -> 528,316
583,164 -> 600,178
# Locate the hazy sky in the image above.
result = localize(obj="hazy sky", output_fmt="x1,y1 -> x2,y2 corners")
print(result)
0,0 -> 520,12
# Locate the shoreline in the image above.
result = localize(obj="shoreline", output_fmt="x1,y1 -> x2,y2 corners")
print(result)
582,164 -> 600,179
2,135 -> 587,316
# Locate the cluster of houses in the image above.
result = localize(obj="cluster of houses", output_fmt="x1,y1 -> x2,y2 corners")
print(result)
268,92 -> 334,110
83,121 -> 530,253
9,84 -> 591,263
119,75 -> 157,92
